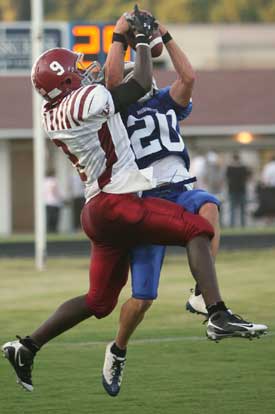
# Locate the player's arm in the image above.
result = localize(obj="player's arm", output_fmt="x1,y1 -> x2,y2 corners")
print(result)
104,15 -> 127,90
110,42 -> 152,113
159,23 -> 195,107
105,8 -> 153,112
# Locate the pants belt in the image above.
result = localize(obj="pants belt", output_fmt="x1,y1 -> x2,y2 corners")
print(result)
143,177 -> 197,197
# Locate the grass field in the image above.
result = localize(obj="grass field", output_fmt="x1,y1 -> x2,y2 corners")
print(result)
0,250 -> 275,414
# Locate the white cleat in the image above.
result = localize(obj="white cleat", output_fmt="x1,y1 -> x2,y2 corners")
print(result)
102,342 -> 126,397
186,289 -> 207,316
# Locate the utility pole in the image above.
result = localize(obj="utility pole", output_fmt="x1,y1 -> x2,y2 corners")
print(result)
31,0 -> 46,270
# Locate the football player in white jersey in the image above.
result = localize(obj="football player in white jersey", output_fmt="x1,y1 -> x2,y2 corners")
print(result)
2,8 -> 267,395
101,18 -> 268,396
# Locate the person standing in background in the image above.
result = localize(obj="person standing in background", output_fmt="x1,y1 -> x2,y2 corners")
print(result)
189,152 -> 208,190
44,169 -> 63,233
226,153 -> 250,227
261,155 -> 275,187
254,155 -> 275,220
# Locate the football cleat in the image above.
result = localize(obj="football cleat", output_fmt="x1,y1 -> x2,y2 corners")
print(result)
206,310 -> 268,341
102,342 -> 126,397
186,289 -> 207,316
2,337 -> 34,392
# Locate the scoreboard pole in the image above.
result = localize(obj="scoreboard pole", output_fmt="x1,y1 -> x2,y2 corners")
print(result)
31,0 -> 47,270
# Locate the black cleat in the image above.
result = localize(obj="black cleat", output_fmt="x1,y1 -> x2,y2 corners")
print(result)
2,337 -> 34,391
102,342 -> 126,397
206,310 -> 268,342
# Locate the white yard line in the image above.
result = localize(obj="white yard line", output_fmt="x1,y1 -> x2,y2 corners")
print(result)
52,333 -> 272,348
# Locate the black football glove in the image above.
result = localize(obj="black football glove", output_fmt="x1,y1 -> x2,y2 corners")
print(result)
126,4 -> 158,38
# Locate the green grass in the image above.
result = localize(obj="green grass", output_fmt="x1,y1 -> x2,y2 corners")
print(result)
0,251 -> 275,414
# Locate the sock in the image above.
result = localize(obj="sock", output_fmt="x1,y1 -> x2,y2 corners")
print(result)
19,336 -> 40,356
206,301 -> 228,317
111,342 -> 126,358
194,283 -> 201,296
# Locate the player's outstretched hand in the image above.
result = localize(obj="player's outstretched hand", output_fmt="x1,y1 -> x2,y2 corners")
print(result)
125,4 -> 158,38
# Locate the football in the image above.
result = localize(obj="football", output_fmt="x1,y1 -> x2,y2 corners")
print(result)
125,10 -> 163,58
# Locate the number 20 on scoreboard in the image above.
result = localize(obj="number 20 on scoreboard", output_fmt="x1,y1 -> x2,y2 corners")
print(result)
70,23 -> 132,67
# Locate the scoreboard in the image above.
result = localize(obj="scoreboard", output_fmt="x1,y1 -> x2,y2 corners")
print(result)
0,22 -> 132,74
69,23 -> 132,67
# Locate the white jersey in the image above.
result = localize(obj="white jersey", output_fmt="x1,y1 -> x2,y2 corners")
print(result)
151,155 -> 193,190
42,84 -> 156,201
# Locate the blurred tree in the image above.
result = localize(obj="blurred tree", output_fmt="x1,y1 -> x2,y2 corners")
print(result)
45,0 -> 142,21
210,0 -> 275,23
0,0 -> 30,20
259,1 -> 275,22
155,0 -> 216,23
1,0 -> 275,23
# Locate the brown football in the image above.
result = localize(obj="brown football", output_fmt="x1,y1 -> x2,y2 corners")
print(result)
125,29 -> 163,58
125,10 -> 163,58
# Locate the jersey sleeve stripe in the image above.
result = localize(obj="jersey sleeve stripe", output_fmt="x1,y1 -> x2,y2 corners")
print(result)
56,100 -> 65,130
59,98 -> 68,129
97,121 -> 118,189
62,96 -> 71,129
77,85 -> 97,121
49,109 -> 55,131
64,92 -> 78,128
69,89 -> 82,127
42,111 -> 48,131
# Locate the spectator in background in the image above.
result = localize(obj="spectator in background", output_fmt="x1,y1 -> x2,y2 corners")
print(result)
226,153 -> 250,227
205,152 -> 225,196
71,173 -> 85,232
190,152 -> 207,190
44,169 -> 63,233
205,151 -> 225,226
254,155 -> 275,220
261,155 -> 275,187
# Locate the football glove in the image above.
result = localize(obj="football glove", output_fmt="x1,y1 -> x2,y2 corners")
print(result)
125,4 -> 158,38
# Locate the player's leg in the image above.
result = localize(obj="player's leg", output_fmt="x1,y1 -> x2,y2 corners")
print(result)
84,243 -> 130,398
140,195 -> 267,339
90,192 -> 213,397
188,201 -> 220,314
103,245 -> 165,396
115,298 -> 153,348
90,193 -> 225,308
199,202 -> 220,257
2,240 -> 129,392
115,244 -> 165,349
172,189 -> 220,315
2,294 -> 93,392
114,202 -> 219,350
88,193 -> 267,339
83,192 -> 221,305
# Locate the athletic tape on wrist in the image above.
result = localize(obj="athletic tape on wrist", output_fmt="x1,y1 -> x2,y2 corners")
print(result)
162,31 -> 173,44
135,34 -> 149,46
112,32 -> 128,50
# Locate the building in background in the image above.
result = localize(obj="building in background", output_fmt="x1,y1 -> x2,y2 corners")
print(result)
1,22 -> 275,233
